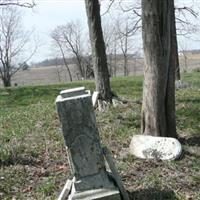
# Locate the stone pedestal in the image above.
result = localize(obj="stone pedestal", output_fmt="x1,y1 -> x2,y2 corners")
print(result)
56,87 -> 121,200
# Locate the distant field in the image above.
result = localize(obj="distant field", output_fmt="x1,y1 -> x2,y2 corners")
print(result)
1,54 -> 200,87
179,53 -> 200,72
9,58 -> 144,87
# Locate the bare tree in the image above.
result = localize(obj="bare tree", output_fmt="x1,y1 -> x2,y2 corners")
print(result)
179,43 -> 189,73
102,1 -> 142,77
55,57 -> 61,82
175,3 -> 199,36
102,20 -> 118,77
85,0 -> 113,102
60,21 -> 85,79
141,0 -> 177,138
115,17 -> 133,76
81,54 -> 94,79
112,36 -> 118,77
80,38 -> 94,79
51,27 -> 72,82
103,0 -> 199,80
175,2 -> 199,79
0,7 -> 36,87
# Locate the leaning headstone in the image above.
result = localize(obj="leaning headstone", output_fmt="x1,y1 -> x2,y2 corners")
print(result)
56,87 -> 122,200
129,135 -> 182,160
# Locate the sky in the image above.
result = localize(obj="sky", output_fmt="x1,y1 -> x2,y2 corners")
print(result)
19,0 -> 200,63
21,0 -> 88,63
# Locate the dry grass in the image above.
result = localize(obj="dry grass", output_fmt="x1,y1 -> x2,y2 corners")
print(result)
0,73 -> 200,199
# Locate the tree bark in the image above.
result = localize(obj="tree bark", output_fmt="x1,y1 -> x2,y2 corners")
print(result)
141,0 -> 177,138
85,0 -> 112,102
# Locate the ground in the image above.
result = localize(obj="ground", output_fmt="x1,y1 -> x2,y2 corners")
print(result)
0,72 -> 200,200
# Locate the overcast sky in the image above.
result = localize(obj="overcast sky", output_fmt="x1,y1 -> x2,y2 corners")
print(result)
22,0 -> 88,63
20,0 -> 200,63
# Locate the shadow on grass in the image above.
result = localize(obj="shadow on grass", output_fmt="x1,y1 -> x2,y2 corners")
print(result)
128,188 -> 177,200
179,136 -> 200,146
181,150 -> 200,161
177,98 -> 200,104
0,155 -> 39,167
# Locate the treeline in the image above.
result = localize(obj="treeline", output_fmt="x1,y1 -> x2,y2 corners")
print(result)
32,53 -> 140,68
32,57 -> 76,67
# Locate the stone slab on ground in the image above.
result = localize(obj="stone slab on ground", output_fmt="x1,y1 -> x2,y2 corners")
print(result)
129,135 -> 182,160
68,186 -> 121,200
58,179 -> 73,200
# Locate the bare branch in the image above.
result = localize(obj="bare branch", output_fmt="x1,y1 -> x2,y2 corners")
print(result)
176,6 -> 198,18
0,0 -> 35,8
101,0 -> 115,16
51,21 -> 86,79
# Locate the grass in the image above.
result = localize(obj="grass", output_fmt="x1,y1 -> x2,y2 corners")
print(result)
0,72 -> 200,199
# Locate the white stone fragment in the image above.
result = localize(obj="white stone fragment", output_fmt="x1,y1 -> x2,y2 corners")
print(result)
112,98 -> 123,108
60,87 -> 86,98
58,179 -> 73,200
129,135 -> 182,160
92,91 -> 99,107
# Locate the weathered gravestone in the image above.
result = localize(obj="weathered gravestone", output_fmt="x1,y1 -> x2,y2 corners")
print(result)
56,87 -> 127,200
129,135 -> 182,160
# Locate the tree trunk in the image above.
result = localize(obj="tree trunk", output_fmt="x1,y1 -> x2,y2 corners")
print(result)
109,55 -> 113,77
123,54 -> 128,76
76,55 -> 85,79
3,76 -> 11,87
59,44 -> 73,82
85,0 -> 112,102
174,39 -> 180,80
183,52 -> 188,72
123,31 -> 128,77
141,0 -> 177,138
113,46 -> 117,77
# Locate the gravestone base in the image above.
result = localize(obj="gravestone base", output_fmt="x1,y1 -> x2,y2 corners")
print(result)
68,185 -> 121,200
